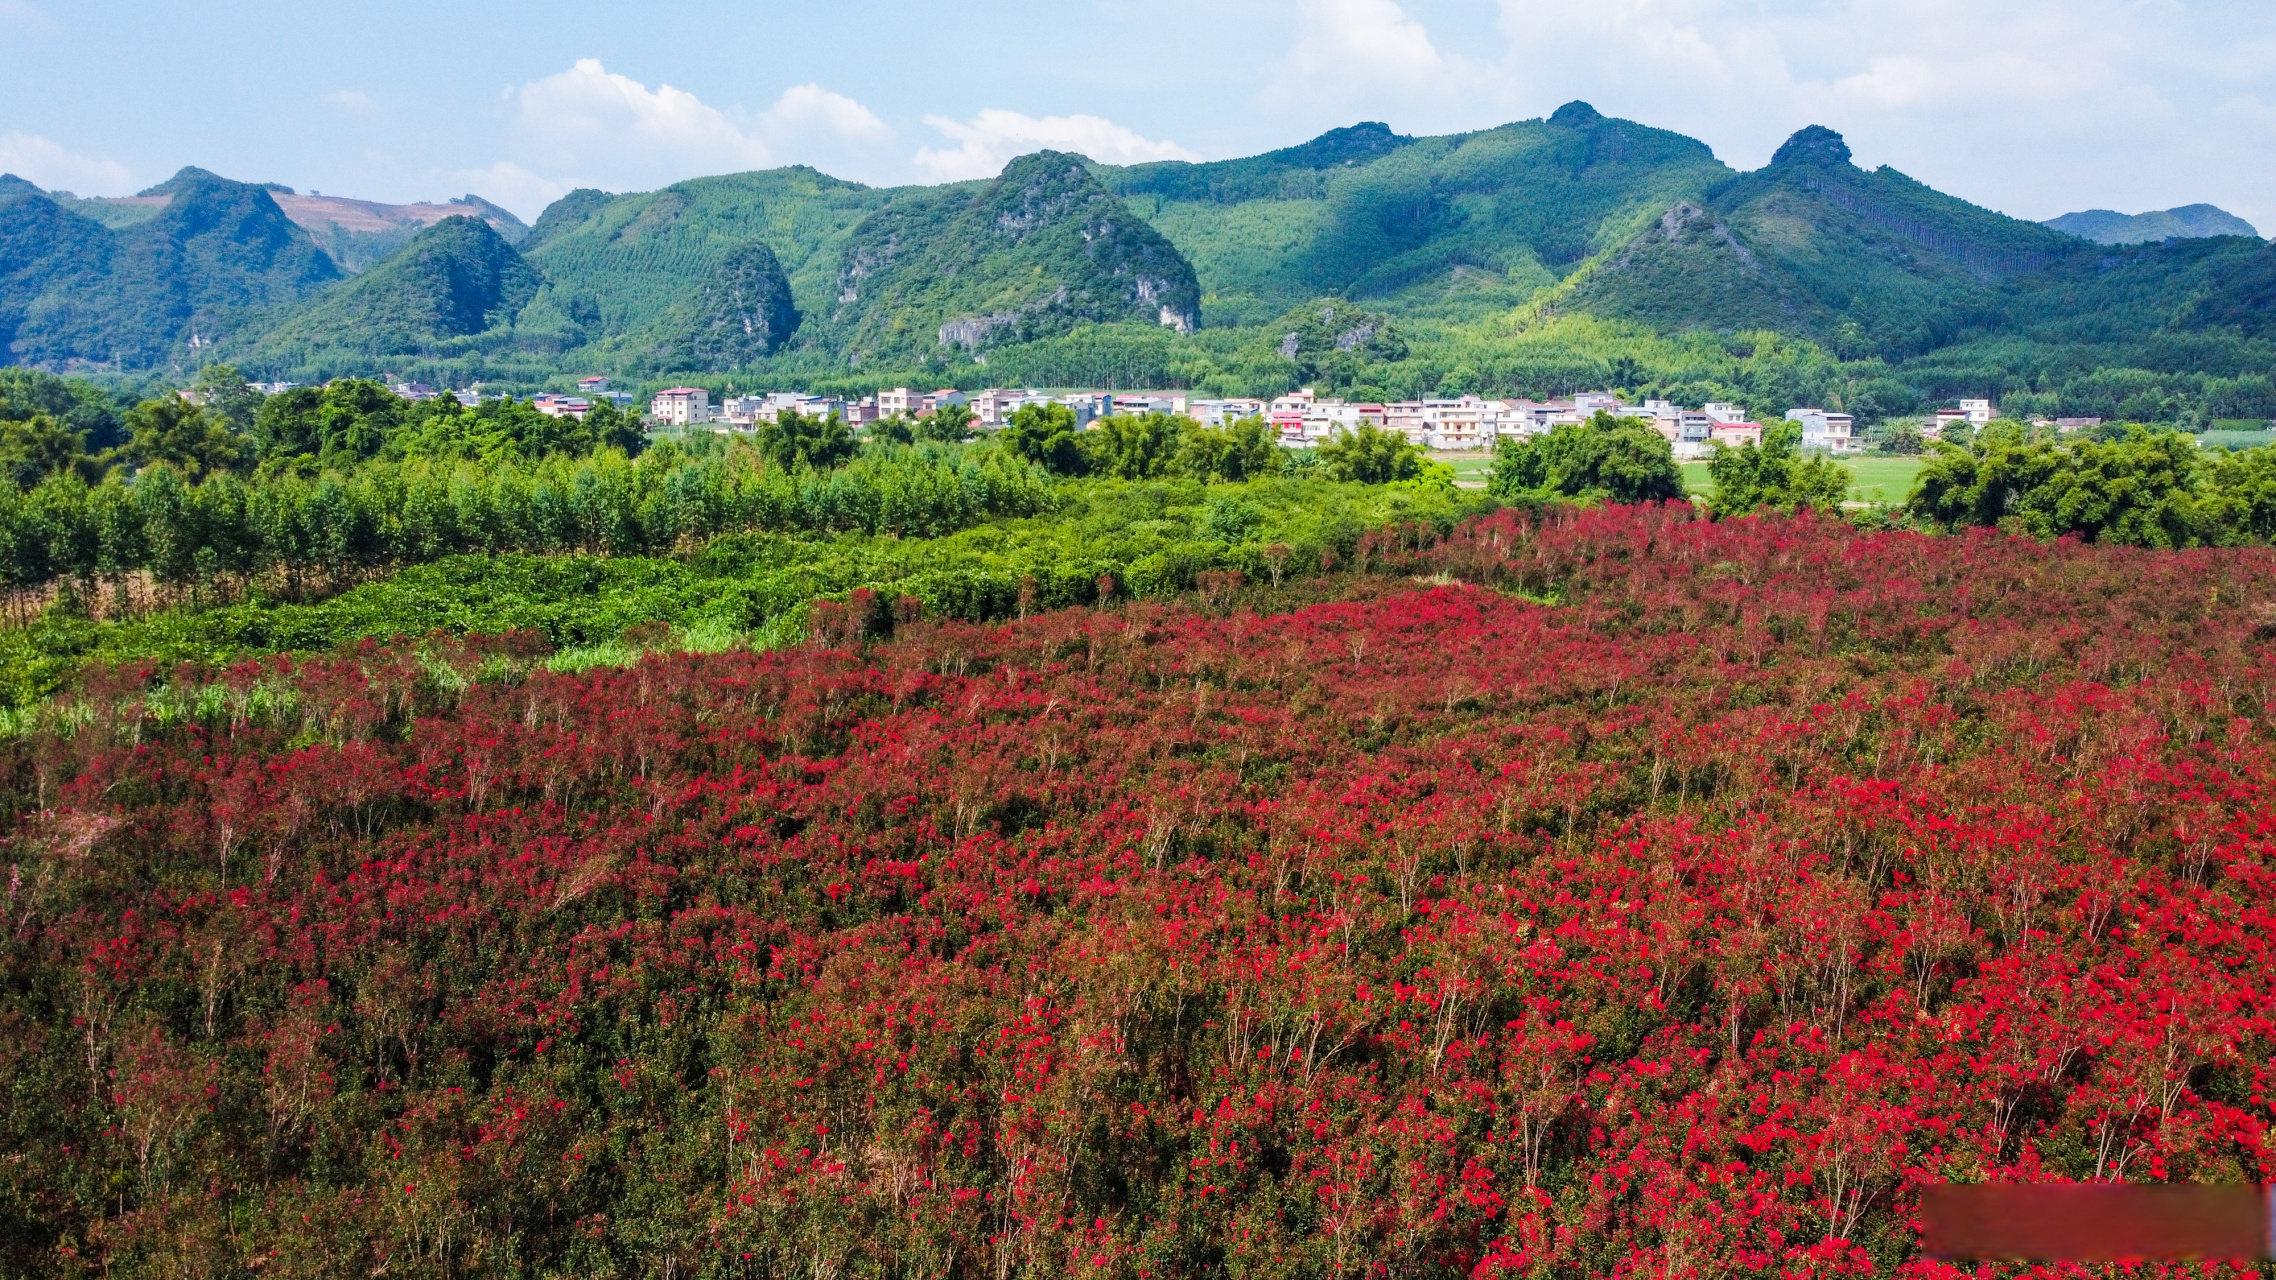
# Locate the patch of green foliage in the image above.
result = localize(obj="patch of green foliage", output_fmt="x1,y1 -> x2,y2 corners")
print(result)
1704,421 -> 1854,516
0,475 -> 1484,707
1489,411 -> 1686,504
1000,403 -> 1285,483
1903,419 -> 2276,546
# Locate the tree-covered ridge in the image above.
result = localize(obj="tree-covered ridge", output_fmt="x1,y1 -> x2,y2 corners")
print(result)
1111,104 -> 1732,325
2044,203 -> 2260,245
0,167 -> 341,367
1560,125 -> 2094,357
517,167 -> 889,354
243,217 -> 541,365
826,151 -> 1201,363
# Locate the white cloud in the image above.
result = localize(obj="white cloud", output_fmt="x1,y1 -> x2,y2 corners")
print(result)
512,58 -> 773,175
456,161 -> 569,221
1283,0 -> 1449,83
0,130 -> 132,194
913,109 -> 1197,180
1260,0 -> 1498,120
323,89 -> 373,110
762,84 -> 891,144
486,61 -> 899,212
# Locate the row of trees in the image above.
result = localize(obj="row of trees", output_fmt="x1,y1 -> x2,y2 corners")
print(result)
0,441 -> 1053,604
1908,420 -> 2276,546
0,370 -> 651,491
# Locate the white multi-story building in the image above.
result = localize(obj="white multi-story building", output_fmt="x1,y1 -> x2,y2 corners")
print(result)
1187,398 -> 1265,427
649,387 -> 711,425
532,394 -> 591,420
1790,407 -> 1861,454
971,389 -> 1028,425
877,387 -> 924,417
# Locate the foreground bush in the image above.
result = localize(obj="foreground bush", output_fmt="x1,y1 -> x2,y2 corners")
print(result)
3,504 -> 2275,1275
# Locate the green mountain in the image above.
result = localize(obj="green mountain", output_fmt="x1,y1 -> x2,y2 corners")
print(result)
0,166 -> 340,367
826,150 -> 1199,364
648,240 -> 800,370
243,215 -> 538,366
516,167 -> 889,362
1561,126 -> 2097,355
17,110 -> 2276,406
1105,103 -> 1733,325
2044,204 -> 2260,245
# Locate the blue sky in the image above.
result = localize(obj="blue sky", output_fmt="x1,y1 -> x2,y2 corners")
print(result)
5,0 -> 2274,233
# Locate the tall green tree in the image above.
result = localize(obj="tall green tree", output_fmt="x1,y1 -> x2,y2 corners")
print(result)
1084,413 -> 1186,480
190,363 -> 264,434
1002,402 -> 1088,476
1908,421 -> 2206,546
121,397 -> 248,478
756,409 -> 857,470
1706,420 -> 1850,517
919,402 -> 977,443
1318,422 -> 1423,484
1176,417 -> 1283,482
1493,411 -> 1686,504
0,414 -> 91,489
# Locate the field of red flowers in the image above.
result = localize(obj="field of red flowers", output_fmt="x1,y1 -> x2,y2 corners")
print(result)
6,503 -> 2276,1279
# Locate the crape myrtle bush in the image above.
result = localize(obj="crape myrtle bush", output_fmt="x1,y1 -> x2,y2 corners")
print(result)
6,505 -> 2276,1278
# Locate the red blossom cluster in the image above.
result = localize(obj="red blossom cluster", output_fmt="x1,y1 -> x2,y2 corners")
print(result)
6,504 -> 2276,1278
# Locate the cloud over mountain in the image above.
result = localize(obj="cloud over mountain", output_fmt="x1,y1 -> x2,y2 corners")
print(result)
914,110 -> 1197,181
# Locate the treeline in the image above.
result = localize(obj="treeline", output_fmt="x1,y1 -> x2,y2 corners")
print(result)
0,436 -> 1051,606
1908,421 -> 2276,547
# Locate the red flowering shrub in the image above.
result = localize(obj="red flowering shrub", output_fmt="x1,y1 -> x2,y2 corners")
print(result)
4,503 -> 2276,1277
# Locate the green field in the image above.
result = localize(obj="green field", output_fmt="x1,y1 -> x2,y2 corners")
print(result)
2199,428 -> 2276,451
1681,454 -> 1925,505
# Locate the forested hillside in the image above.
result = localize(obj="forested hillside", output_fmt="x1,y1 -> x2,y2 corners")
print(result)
0,168 -> 340,367
244,217 -> 543,373
2044,203 -> 2259,245
827,150 -> 1200,363
8,105 -> 2276,427
1105,103 -> 1733,325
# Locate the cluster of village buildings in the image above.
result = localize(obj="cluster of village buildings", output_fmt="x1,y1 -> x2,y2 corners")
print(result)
254,375 -> 2075,457
640,384 -> 1965,459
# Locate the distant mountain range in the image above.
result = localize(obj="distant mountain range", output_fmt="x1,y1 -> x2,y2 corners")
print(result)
3,106 -> 2274,388
48,180 -> 527,272
2042,204 -> 2260,245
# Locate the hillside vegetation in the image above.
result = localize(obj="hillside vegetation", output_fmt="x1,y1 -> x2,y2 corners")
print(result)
0,167 -> 340,367
827,151 -> 1200,363
7,107 -> 2276,430
2044,203 -> 2260,244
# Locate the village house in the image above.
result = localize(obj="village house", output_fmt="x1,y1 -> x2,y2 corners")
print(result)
1789,407 -> 1861,454
649,387 -> 711,426
532,394 -> 591,420
1187,398 -> 1265,427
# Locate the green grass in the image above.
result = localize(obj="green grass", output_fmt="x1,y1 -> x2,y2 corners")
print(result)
2200,428 -> 2276,451
1681,454 -> 1925,504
